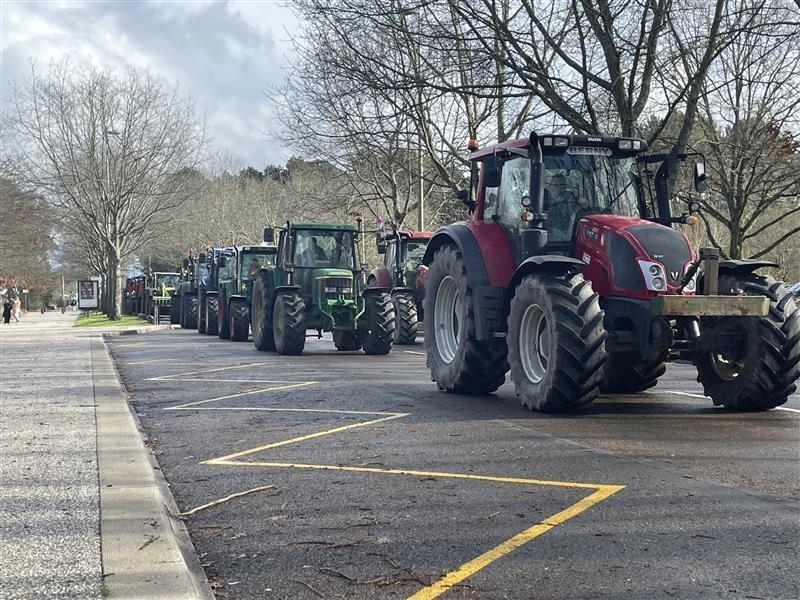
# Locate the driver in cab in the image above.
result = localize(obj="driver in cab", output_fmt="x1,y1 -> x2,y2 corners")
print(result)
544,171 -> 582,241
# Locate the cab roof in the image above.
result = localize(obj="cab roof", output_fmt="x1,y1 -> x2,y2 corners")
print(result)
238,245 -> 277,253
287,222 -> 357,232
468,134 -> 648,161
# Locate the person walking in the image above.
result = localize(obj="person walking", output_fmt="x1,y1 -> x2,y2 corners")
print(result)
12,296 -> 22,323
2,298 -> 11,324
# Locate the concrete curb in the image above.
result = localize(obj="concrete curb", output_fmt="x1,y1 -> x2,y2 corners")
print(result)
101,324 -> 180,337
91,334 -> 214,599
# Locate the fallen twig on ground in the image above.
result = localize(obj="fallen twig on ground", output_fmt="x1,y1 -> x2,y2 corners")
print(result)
165,485 -> 277,518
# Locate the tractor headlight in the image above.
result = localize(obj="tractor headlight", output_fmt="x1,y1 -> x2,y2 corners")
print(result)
638,260 -> 668,292
684,275 -> 696,292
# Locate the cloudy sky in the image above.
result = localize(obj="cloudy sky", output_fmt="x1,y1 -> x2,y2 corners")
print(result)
1,0 -> 300,168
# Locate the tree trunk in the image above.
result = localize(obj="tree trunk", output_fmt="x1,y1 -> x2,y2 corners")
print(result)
106,246 -> 121,320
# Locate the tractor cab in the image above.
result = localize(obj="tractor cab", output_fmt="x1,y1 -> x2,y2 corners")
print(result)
422,131 -> 797,413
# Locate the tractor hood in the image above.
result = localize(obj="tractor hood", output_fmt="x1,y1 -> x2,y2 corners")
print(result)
581,214 -> 694,288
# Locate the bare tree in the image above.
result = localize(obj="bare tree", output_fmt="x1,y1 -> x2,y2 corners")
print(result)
694,4 -> 800,259
5,60 -> 207,318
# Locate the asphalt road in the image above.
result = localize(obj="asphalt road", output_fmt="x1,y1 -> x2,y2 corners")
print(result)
108,330 -> 800,600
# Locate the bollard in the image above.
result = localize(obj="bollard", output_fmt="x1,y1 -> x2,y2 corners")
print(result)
61,306 -> 66,314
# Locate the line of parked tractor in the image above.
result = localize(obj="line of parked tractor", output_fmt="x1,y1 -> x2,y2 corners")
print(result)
123,131 -> 800,413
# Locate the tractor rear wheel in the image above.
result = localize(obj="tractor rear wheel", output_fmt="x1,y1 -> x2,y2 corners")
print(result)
334,331 -> 361,351
182,294 -> 198,329
360,292 -> 395,355
229,299 -> 249,342
169,298 -> 180,324
197,293 -> 206,333
273,291 -> 306,355
694,274 -> 800,410
507,271 -> 607,412
205,294 -> 219,335
393,291 -> 418,345
424,245 -> 508,394
217,295 -> 231,340
251,273 -> 275,351
601,351 -> 666,394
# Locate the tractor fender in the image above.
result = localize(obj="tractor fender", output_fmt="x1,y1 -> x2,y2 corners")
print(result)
368,267 -> 392,288
362,286 -> 391,296
421,224 -> 507,341
718,259 -> 779,275
501,256 -> 585,322
274,285 -> 302,295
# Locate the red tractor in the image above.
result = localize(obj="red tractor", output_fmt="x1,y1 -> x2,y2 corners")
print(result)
368,230 -> 432,344
422,132 -> 800,412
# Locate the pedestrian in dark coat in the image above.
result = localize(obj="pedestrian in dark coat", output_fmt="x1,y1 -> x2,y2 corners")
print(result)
2,299 -> 11,324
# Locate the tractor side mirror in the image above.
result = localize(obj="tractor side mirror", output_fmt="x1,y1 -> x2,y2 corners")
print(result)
218,255 -> 227,268
263,227 -> 274,243
376,234 -> 386,254
483,155 -> 502,188
182,258 -> 189,268
198,252 -> 206,263
693,162 -> 707,193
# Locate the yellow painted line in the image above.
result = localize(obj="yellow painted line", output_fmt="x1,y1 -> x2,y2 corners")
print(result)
407,485 -> 624,599
166,382 -> 317,410
202,413 -> 409,463
150,377 -> 310,384
664,390 -> 800,414
207,459 -> 612,491
178,406 -> 404,416
147,362 -> 271,381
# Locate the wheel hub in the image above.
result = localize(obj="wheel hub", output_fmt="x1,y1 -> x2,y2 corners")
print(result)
519,303 -> 550,384
434,276 -> 463,364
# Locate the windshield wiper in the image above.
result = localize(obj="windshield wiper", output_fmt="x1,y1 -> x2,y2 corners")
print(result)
605,177 -> 635,213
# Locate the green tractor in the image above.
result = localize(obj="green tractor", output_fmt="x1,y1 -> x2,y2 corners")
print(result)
251,222 -> 396,355
173,253 -> 208,329
201,248 -> 233,336
216,242 -> 278,341
143,271 -> 180,324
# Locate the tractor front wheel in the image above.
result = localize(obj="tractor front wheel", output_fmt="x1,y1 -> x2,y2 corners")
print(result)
507,271 -> 607,412
217,295 -> 231,340
273,291 -> 306,355
334,331 -> 361,351
694,274 -> 800,410
182,294 -> 198,329
423,245 -> 508,394
229,299 -> 249,342
360,292 -> 395,355
393,291 -> 419,345
251,273 -> 275,351
169,298 -> 180,324
205,294 -> 219,335
601,351 -> 666,394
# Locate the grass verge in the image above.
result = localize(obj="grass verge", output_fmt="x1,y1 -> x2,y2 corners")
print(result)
74,313 -> 147,327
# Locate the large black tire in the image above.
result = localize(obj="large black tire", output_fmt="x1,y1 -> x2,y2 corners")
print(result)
217,294 -> 231,340
169,298 -> 180,324
393,291 -> 419,345
507,271 -> 607,412
181,294 -> 198,329
694,274 -> 800,410
601,351 -> 666,394
333,331 -> 361,351
423,245 -> 508,394
251,273 -> 275,351
229,298 -> 250,342
197,292 -> 207,333
205,293 -> 219,336
360,292 -> 395,355
273,291 -> 306,355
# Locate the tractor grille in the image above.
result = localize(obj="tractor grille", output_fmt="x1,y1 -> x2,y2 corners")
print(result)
324,277 -> 353,299
627,225 -> 692,285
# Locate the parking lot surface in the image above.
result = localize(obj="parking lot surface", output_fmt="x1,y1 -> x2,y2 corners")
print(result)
108,329 -> 799,599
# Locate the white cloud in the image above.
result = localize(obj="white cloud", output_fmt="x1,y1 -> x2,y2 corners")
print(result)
0,0 -> 299,166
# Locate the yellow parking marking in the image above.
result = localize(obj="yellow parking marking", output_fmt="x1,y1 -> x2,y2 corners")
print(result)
147,362 -> 271,381
165,382 -> 317,410
408,485 -> 622,599
665,390 -> 800,414
204,413 -> 408,463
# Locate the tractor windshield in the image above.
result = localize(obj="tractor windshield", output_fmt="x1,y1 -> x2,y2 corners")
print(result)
241,250 -> 276,280
158,274 -> 180,289
293,230 -> 356,270
404,241 -> 427,268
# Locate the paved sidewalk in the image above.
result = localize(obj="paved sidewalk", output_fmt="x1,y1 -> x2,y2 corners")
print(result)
0,311 -> 211,599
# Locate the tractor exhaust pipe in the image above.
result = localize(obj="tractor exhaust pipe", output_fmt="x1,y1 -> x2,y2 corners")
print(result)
522,131 -> 547,259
